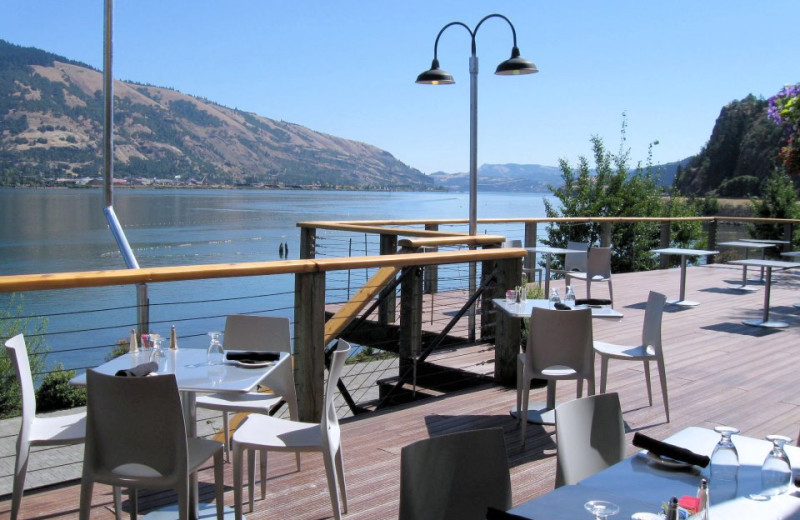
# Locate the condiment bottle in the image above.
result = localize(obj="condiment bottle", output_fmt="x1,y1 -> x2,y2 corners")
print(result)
129,328 -> 138,353
665,496 -> 679,520
697,478 -> 709,520
169,325 -> 178,350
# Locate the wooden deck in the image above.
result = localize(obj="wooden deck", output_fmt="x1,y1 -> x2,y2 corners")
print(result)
4,262 -> 800,519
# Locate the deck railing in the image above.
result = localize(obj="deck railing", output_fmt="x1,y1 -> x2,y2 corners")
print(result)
0,247 -> 526,421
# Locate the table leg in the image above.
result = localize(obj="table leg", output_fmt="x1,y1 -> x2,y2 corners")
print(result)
666,254 -> 701,307
743,267 -> 789,328
543,253 -> 552,296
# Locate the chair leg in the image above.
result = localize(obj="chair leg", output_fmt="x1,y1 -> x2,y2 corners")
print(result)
222,411 -> 230,462
112,486 -> 123,520
321,443 -> 343,520
130,488 -> 138,520
178,481 -> 189,520
233,443 -> 244,520
247,448 -> 256,511
214,449 -> 224,520
656,358 -> 670,422
643,360 -> 653,406
78,477 -> 94,520
260,449 -> 267,500
335,446 -> 348,513
10,441 -> 30,520
599,355 -> 609,394
608,280 -> 614,308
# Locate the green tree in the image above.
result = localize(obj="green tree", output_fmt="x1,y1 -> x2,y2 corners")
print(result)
544,123 -> 701,273
0,295 -> 49,417
749,170 -> 799,245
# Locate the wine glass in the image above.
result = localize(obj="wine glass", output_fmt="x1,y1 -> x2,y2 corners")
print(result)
584,500 -> 619,520
206,331 -> 224,366
711,425 -> 740,501
761,434 -> 793,496
149,334 -> 167,372
549,287 -> 561,309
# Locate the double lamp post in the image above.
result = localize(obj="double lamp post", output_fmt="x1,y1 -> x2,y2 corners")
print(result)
416,13 -> 538,340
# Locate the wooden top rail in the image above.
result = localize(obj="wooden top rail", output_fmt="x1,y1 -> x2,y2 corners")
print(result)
398,234 -> 507,249
0,248 -> 527,293
297,221 -> 466,238
298,216 -> 800,230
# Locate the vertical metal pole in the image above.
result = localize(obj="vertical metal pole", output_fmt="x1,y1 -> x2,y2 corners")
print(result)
103,0 -> 114,209
467,55 -> 479,342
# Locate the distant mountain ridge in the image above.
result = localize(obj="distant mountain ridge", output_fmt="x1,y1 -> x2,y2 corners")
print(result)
430,160 -> 689,192
0,40 -> 433,190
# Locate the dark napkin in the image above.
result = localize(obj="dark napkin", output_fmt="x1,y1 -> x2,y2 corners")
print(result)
486,507 -> 531,520
553,302 -> 571,311
576,298 -> 612,306
115,362 -> 158,377
633,432 -> 710,467
225,351 -> 280,363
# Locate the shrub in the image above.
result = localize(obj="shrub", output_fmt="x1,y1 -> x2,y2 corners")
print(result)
35,365 -> 86,412
0,295 -> 49,418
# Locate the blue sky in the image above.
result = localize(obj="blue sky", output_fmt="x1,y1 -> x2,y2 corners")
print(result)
1,1 -> 798,174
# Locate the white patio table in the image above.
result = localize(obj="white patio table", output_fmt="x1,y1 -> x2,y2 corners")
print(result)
650,248 -> 719,307
717,240 -> 775,291
728,258 -> 800,328
510,426 -> 800,519
72,348 -> 289,520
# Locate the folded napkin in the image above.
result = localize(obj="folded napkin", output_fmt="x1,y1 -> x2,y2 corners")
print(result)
553,302 -> 571,311
115,362 -> 158,377
575,298 -> 612,306
633,432 -> 710,467
486,507 -> 531,520
225,351 -> 280,363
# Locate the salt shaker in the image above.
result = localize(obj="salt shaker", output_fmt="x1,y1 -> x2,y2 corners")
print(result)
129,328 -> 138,353
169,325 -> 179,350
697,478 -> 709,520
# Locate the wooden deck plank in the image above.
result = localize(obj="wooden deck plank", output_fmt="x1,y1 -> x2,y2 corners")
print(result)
3,263 -> 800,519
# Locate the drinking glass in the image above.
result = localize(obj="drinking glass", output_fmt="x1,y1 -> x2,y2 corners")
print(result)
584,500 -> 619,520
761,434 -> 793,496
207,331 -> 224,366
149,335 -> 167,372
506,289 -> 516,304
711,425 -> 740,500
549,288 -> 561,309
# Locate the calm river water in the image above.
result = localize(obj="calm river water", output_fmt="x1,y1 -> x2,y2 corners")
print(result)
0,188 -> 552,371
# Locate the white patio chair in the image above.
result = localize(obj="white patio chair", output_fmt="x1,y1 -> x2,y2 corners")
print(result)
398,427 -> 511,520
195,315 -> 298,462
79,370 -> 224,520
5,334 -> 87,520
231,339 -> 351,520
517,307 -> 594,446
565,246 -> 614,306
594,291 -> 669,421
554,392 -> 625,487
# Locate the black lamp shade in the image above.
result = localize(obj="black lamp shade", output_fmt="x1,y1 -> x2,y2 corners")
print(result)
415,58 -> 455,85
495,46 -> 538,76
